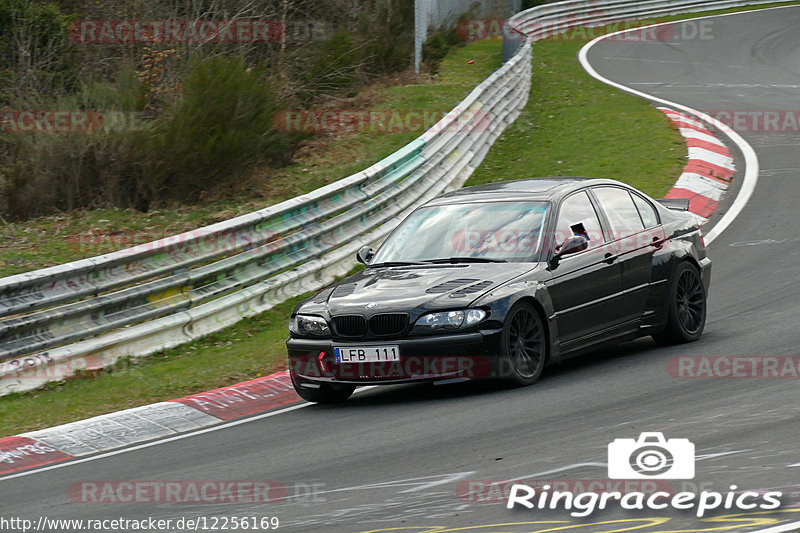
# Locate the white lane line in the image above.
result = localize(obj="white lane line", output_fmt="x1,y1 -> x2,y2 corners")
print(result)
0,385 -> 377,482
751,520 -> 800,533
582,8 -> 796,524
577,7 -> 786,245
498,462 -> 609,483
694,450 -> 750,461
0,403 -> 311,482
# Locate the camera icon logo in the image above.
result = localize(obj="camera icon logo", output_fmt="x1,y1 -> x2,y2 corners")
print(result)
608,432 -> 695,479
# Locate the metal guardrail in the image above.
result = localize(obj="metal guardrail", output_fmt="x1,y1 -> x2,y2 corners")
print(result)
414,0 -> 523,73
0,0 -> 780,395
0,41 -> 532,394
503,0 -> 782,60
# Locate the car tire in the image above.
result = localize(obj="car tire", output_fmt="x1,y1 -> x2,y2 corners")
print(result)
500,301 -> 547,386
653,261 -> 707,345
290,370 -> 355,404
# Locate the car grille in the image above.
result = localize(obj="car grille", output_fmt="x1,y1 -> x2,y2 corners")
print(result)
332,315 -> 367,337
331,313 -> 408,337
369,313 -> 409,336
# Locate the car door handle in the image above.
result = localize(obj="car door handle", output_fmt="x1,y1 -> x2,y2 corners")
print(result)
651,236 -> 665,248
604,252 -> 616,264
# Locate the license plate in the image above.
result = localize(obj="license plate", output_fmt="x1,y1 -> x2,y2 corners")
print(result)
334,345 -> 400,363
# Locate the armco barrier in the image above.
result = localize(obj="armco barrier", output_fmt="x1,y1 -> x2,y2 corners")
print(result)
0,42 -> 532,395
503,0 -> 784,60
0,0 -> 781,395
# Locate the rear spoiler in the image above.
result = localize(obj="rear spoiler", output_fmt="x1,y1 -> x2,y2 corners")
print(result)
656,198 -> 690,212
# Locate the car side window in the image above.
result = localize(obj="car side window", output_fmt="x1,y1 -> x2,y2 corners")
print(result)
555,191 -> 604,251
593,187 -> 645,239
631,193 -> 660,228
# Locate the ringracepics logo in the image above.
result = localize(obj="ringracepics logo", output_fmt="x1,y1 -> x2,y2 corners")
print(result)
506,433 -> 783,517
608,432 -> 694,479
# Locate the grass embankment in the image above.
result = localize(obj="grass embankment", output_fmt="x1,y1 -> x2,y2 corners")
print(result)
466,39 -> 686,195
467,0 -> 800,192
4,1 -> 800,436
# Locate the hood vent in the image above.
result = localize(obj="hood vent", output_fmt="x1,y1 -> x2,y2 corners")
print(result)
331,284 -> 357,298
313,287 -> 334,303
451,280 -> 493,297
425,278 -> 479,294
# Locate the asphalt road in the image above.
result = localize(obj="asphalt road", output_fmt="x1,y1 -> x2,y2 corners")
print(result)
3,6 -> 800,533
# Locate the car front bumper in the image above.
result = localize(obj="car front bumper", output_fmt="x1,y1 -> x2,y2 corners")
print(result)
286,329 -> 503,385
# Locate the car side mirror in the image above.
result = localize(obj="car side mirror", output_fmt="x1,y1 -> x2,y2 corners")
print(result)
356,245 -> 374,265
551,234 -> 589,266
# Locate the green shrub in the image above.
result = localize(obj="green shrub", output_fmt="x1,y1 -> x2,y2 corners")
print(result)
0,56 -> 290,217
294,31 -> 363,105
150,55 -> 288,200
357,0 -> 414,77
0,0 -> 77,99
0,124 -> 153,218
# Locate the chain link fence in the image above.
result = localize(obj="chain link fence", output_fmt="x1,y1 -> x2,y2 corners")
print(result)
414,0 -> 524,72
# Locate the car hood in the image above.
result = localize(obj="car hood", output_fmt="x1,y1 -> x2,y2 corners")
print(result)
307,263 -> 537,317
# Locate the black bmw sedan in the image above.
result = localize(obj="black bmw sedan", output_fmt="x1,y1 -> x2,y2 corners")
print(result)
286,178 -> 711,403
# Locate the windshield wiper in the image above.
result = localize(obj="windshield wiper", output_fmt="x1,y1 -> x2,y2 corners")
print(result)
424,257 -> 508,264
368,261 -> 429,268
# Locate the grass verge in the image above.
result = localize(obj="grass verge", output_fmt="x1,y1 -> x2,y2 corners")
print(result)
467,0 -> 800,192
3,1 -> 800,436
466,36 -> 687,195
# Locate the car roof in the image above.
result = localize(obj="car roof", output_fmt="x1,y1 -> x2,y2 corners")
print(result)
425,177 -> 631,206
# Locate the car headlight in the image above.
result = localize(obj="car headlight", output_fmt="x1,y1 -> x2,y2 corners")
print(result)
289,314 -> 330,337
412,309 -> 487,332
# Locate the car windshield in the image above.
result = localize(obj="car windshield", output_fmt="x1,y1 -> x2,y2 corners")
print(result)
372,201 -> 550,264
